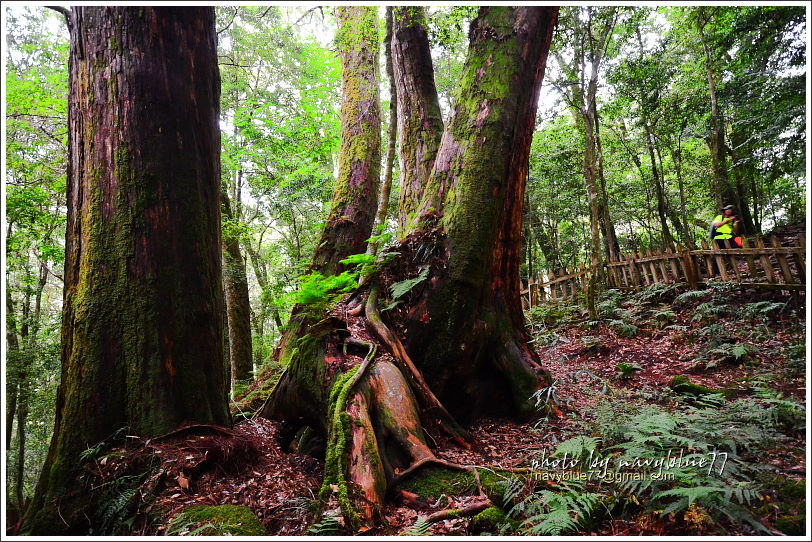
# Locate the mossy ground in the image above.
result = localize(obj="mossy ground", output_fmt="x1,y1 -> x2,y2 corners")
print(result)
168,505 -> 267,536
398,466 -> 519,509
231,363 -> 282,415
668,374 -> 733,398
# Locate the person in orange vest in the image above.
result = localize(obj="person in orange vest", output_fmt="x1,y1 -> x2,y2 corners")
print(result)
711,204 -> 742,249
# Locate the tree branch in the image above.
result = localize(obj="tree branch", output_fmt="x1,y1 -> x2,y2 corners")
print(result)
45,6 -> 71,29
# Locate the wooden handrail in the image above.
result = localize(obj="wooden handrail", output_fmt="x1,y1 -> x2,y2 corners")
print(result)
525,239 -> 805,295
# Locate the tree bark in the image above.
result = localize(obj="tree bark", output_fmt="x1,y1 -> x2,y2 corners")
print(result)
24,7 -> 229,534
366,6 -> 397,257
222,191 -> 254,388
593,99 -> 619,261
6,288 -> 20,449
263,7 -> 558,531
404,6 -> 557,420
391,7 -> 444,234
311,6 -> 381,276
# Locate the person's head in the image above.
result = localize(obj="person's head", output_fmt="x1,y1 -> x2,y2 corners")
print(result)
722,204 -> 735,217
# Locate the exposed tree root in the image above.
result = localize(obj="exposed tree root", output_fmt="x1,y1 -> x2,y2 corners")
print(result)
425,497 -> 493,524
148,424 -> 239,443
364,286 -> 470,442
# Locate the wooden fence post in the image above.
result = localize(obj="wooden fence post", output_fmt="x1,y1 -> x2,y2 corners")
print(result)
755,235 -> 776,283
630,252 -> 643,287
771,235 -> 795,285
740,237 -> 759,280
679,245 -> 699,290
665,247 -> 681,283
794,235 -> 805,282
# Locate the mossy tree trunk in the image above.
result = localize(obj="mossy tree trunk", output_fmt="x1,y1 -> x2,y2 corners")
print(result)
695,9 -> 755,233
366,6 -> 397,258
263,7 -> 558,531
311,6 -> 381,277
23,7 -> 229,534
391,6 -> 444,234
402,7 -> 557,421
222,191 -> 254,389
262,6 -> 382,431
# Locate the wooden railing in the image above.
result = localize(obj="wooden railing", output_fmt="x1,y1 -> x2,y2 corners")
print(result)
522,234 -> 805,307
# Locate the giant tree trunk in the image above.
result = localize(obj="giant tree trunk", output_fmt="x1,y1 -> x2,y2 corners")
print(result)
403,6 -> 557,420
23,7 -> 229,534
222,191 -> 254,388
263,7 -> 558,531
391,6 -> 444,234
311,6 -> 381,276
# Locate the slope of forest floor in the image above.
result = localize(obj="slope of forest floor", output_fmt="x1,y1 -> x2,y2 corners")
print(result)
72,279 -> 806,537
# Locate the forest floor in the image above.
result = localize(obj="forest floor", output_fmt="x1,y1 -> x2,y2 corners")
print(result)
81,225 -> 806,537
92,279 -> 804,537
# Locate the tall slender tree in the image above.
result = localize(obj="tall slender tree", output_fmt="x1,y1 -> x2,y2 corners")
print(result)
222,191 -> 253,389
310,7 -> 382,276
23,7 -> 229,534
553,6 -> 619,314
391,6 -> 444,233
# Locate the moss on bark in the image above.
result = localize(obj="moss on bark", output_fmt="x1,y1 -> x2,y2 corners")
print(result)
24,7 -> 229,535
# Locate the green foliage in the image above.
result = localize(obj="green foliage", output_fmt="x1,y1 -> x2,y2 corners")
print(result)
692,302 -> 728,323
616,362 -> 643,379
293,271 -> 357,307
507,480 -> 603,535
706,343 -> 759,365
528,301 -> 581,328
633,282 -> 680,304
609,319 -> 638,338
307,513 -> 343,536
743,301 -> 785,320
168,505 -> 267,536
674,290 -> 710,305
651,310 -> 676,329
553,435 -> 600,459
400,516 -> 433,536
399,467 -> 476,500
390,266 -> 430,300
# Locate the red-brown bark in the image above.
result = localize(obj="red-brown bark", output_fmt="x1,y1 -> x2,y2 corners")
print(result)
24,7 -> 229,534
391,7 -> 444,233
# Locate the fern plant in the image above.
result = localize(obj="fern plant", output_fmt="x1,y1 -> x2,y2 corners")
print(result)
651,310 -> 676,329
609,319 -> 638,338
706,343 -> 759,366
506,480 -> 603,535
390,266 -> 429,300
616,362 -> 642,379
308,513 -> 342,536
743,301 -> 785,320
400,516 -> 433,536
674,289 -> 709,306
633,282 -> 679,304
692,302 -> 727,323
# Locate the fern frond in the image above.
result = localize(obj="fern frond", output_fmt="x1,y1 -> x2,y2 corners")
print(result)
401,516 -> 433,536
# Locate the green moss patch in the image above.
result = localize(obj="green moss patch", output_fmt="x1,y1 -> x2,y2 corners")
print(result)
168,505 -> 266,536
399,466 -> 518,507
399,467 -> 477,500
231,364 -> 282,413
668,375 -> 732,398
471,506 -> 518,533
